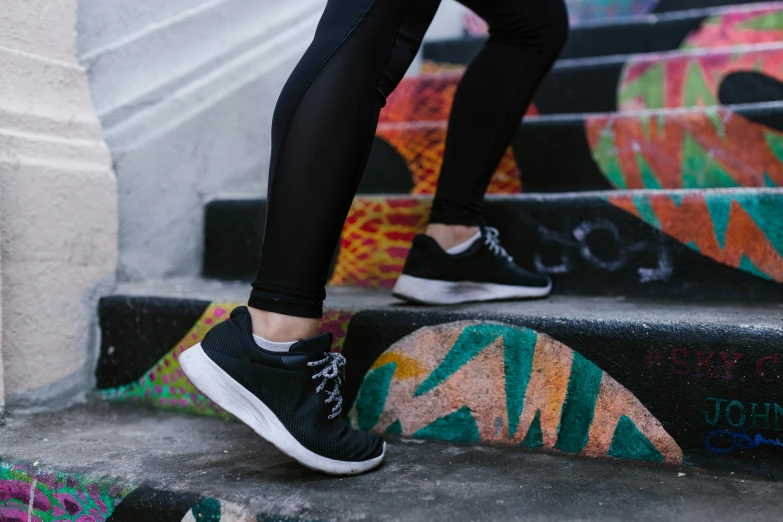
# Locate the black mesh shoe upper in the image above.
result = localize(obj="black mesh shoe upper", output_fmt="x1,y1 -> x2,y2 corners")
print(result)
400,229 -> 551,288
199,306 -> 384,462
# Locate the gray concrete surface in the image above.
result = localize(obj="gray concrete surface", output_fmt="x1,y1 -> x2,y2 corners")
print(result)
1,0 -> 118,411
2,401 -> 782,521
116,278 -> 783,329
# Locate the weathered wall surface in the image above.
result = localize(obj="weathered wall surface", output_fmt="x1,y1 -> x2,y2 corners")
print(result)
77,0 -> 327,280
0,0 -> 118,409
0,185 -> 4,414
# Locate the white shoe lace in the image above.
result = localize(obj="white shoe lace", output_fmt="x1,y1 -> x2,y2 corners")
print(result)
483,227 -> 514,263
308,352 -> 346,420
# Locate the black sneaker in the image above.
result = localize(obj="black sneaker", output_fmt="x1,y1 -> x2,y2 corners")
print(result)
392,227 -> 552,305
179,306 -> 385,475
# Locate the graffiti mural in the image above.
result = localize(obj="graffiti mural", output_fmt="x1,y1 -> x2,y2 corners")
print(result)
375,125 -> 522,195
329,198 -> 430,288
619,46 -> 783,112
586,107 -> 783,190
0,461 -> 130,521
685,5 -> 783,49
0,460 -> 313,521
609,191 -> 783,281
377,72 -> 524,195
372,5 -> 783,194
592,8 -> 783,188
324,193 -> 783,294
350,321 -> 683,464
702,398 -> 783,454
102,303 -> 354,417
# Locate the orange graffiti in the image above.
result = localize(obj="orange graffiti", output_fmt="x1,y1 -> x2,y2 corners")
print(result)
609,193 -> 783,281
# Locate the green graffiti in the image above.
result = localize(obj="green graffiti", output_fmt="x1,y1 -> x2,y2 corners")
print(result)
765,130 -> 783,164
737,10 -> 783,31
354,362 -> 397,431
592,128 -> 627,189
607,415 -> 665,463
413,406 -> 480,443
737,193 -> 783,257
632,194 -> 660,229
739,255 -> 772,280
521,411 -> 544,449
706,195 -> 732,250
385,419 -> 403,435
683,61 -> 718,110
637,151 -> 662,189
415,324 -> 510,397
619,62 -> 665,109
0,461 -> 132,521
192,497 -> 221,521
681,134 -> 739,189
555,353 -> 603,454
504,328 -> 537,438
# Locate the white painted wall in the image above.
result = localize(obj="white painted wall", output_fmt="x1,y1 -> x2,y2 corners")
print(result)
75,0 -> 463,282
425,0 -> 467,41
78,0 -> 326,280
0,0 -> 118,410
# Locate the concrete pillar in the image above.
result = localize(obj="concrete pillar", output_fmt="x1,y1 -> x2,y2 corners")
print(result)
0,0 -> 118,411
0,183 -> 4,416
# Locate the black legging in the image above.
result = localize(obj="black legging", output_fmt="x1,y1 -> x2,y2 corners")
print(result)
249,0 -> 569,318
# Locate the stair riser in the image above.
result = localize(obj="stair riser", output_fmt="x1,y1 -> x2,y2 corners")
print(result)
368,104 -> 783,194
395,44 -> 783,120
430,3 -> 783,63
331,193 -> 782,299
343,308 -> 783,471
202,191 -> 783,301
427,20 -> 697,63
96,297 -> 783,477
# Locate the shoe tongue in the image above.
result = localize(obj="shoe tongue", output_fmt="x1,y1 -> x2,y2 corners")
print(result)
290,332 -> 334,357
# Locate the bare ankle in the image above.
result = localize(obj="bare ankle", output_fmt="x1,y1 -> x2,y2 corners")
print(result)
426,223 -> 481,251
247,307 -> 319,342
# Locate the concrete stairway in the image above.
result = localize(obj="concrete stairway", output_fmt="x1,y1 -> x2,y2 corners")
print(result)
98,0 -> 782,475
2,2 -> 782,520
4,400 -> 783,521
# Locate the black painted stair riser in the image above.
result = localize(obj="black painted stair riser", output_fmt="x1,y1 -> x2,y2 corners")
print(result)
202,189 -> 782,302
96,295 -> 783,479
424,13 -> 703,63
367,102 -> 783,193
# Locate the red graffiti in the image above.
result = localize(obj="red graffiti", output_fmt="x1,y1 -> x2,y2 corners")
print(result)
757,355 -> 780,383
644,348 -> 771,382
695,351 -> 717,379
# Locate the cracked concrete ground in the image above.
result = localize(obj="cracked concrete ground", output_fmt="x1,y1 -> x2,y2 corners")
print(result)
2,400 -> 782,521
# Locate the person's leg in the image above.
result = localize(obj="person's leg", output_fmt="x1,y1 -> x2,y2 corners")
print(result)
427,0 -> 569,249
249,0 -> 441,340
393,0 -> 568,305
181,0 -> 442,476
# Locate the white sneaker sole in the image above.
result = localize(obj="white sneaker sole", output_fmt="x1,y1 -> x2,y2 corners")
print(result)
180,343 -> 386,475
392,274 -> 552,305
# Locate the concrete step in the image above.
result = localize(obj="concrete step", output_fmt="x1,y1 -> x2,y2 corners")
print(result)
427,2 -> 783,63
4,401 -> 783,521
388,42 -> 783,122
367,102 -> 783,195
202,190 -> 783,302
94,282 -> 783,481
